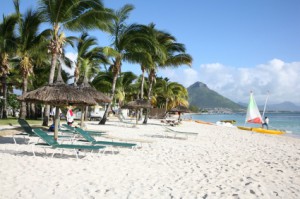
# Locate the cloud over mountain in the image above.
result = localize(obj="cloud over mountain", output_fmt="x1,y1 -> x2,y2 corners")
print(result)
161,59 -> 300,105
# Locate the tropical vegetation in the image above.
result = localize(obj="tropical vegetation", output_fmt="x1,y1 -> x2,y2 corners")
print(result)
0,0 -> 193,124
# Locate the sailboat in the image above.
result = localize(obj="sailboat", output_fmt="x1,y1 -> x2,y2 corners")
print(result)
238,92 -> 285,135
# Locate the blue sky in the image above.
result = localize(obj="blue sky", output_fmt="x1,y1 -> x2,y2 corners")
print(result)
2,0 -> 300,105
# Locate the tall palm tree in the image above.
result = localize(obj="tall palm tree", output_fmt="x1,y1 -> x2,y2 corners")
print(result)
37,0 -> 114,125
99,5 -> 158,124
142,26 -> 193,123
13,0 -> 50,119
0,14 -> 18,118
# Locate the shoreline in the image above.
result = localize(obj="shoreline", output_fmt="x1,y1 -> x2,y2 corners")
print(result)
183,112 -> 300,136
1,118 -> 300,198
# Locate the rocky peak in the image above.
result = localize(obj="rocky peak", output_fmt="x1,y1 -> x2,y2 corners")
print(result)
189,81 -> 207,89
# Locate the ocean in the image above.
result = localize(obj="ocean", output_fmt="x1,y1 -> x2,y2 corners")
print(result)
184,112 -> 300,137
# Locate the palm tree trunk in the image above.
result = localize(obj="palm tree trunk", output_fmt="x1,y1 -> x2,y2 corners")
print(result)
73,63 -> 80,86
165,98 -> 169,112
20,77 -> 28,119
99,69 -> 118,125
43,51 -> 58,126
31,103 -> 36,119
140,67 -> 145,98
99,61 -> 121,124
26,103 -> 30,118
143,72 -> 154,124
1,75 -> 8,119
139,67 -> 145,121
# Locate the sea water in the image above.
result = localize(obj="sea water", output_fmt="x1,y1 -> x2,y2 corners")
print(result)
184,112 -> 300,136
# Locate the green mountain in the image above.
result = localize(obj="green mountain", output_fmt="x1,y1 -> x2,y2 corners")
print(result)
188,82 -> 243,111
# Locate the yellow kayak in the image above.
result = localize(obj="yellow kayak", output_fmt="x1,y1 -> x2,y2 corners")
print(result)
237,126 -> 252,131
252,128 -> 285,135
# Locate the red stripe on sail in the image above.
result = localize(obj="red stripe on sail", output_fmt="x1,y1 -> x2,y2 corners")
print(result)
247,117 -> 262,124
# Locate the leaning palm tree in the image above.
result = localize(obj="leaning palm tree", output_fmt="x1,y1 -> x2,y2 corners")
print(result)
37,0 -> 114,125
38,0 -> 113,84
0,14 -> 18,118
99,5 -> 158,124
143,26 -> 193,123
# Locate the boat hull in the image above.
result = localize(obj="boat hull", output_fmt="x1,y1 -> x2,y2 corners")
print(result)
252,128 -> 285,135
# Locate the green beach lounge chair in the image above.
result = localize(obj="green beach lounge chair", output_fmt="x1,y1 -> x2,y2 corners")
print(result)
32,128 -> 106,159
74,127 -> 137,150
14,119 -> 72,144
61,124 -> 106,137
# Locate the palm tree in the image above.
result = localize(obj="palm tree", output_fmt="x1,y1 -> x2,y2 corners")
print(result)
154,78 -> 188,112
143,26 -> 193,123
0,14 -> 18,118
92,71 -> 137,107
13,0 -> 50,119
37,0 -> 114,125
114,71 -> 137,106
73,32 -> 109,85
99,5 -> 158,124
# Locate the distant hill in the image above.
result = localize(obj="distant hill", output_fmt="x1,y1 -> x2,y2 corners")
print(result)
261,101 -> 300,112
239,101 -> 300,112
187,82 -> 243,111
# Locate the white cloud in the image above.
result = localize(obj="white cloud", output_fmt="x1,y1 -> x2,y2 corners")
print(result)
159,67 -> 199,88
62,52 -> 77,84
163,59 -> 300,105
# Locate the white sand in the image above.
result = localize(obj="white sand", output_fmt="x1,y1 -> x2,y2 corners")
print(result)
0,118 -> 300,199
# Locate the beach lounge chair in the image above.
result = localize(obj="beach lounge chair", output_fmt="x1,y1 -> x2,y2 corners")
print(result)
14,119 -> 72,144
116,113 -> 136,127
61,124 -> 106,136
164,127 -> 198,139
32,128 -> 106,159
74,127 -> 137,150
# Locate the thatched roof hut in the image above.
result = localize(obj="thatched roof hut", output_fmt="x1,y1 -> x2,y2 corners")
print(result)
122,99 -> 152,109
168,105 -> 191,113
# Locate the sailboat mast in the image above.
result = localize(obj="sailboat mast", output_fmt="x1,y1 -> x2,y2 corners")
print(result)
262,91 -> 269,119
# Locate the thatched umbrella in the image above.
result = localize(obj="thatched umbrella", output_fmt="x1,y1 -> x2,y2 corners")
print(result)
77,80 -> 111,127
18,73 -> 97,140
122,99 -> 152,124
78,81 -> 111,104
168,105 -> 191,120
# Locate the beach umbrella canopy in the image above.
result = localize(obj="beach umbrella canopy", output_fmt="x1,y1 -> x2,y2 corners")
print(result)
18,81 -> 97,106
18,75 -> 97,140
122,99 -> 152,109
75,81 -> 111,127
78,82 -> 111,104
168,105 -> 191,113
121,99 -> 152,124
168,105 -> 191,120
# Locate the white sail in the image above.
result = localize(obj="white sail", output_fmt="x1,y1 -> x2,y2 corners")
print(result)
246,92 -> 263,124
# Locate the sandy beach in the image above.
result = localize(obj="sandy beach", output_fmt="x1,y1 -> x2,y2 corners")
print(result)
0,118 -> 300,199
